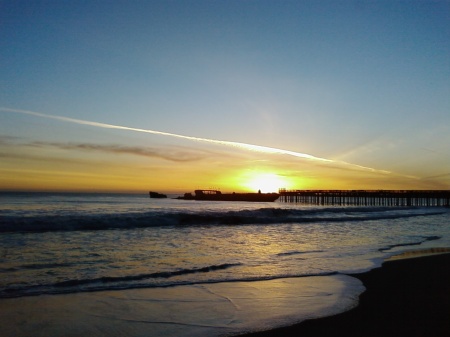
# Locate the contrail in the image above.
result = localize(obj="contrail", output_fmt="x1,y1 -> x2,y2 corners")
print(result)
0,107 -> 390,174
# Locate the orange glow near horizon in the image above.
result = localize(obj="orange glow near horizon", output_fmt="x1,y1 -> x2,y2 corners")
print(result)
240,171 -> 294,193
1,144 -> 445,193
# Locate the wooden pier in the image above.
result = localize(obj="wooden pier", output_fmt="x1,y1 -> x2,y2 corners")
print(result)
278,189 -> 450,207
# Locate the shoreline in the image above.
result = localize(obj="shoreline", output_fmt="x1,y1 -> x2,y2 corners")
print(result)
1,249 -> 449,336
240,251 -> 450,337
0,274 -> 362,337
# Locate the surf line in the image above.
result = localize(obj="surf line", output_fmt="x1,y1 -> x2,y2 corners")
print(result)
1,107 -> 390,174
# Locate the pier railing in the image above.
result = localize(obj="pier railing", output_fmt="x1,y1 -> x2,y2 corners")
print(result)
278,189 -> 450,207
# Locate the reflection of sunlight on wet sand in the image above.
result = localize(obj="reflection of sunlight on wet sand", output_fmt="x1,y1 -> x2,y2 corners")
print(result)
0,275 -> 364,337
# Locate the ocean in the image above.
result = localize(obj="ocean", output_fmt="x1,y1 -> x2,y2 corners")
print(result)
1,192 -> 449,336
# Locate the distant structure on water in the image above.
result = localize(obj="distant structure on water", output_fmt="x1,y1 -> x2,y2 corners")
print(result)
278,189 -> 450,207
176,189 -> 279,202
149,191 -> 167,199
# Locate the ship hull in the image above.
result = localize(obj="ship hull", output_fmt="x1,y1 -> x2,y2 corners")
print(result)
177,192 -> 279,202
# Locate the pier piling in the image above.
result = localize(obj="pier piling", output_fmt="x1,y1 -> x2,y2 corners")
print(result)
278,189 -> 450,207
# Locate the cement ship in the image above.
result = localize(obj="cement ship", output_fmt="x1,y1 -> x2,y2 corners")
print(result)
176,189 -> 279,202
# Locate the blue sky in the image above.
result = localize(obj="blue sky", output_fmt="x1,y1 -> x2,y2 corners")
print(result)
1,0 -> 449,192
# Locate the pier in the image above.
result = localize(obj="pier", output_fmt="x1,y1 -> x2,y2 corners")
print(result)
278,189 -> 450,207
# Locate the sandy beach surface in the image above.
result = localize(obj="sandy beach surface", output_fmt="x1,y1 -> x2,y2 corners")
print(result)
241,251 -> 450,337
1,250 -> 449,337
0,274 -> 363,337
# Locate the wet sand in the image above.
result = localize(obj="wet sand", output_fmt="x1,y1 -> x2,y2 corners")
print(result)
0,274 -> 363,337
1,250 -> 449,337
241,251 -> 450,337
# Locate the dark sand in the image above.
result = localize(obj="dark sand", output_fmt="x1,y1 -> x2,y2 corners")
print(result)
241,252 -> 450,337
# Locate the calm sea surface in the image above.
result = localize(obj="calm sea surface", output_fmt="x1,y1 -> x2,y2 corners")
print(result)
0,192 -> 449,335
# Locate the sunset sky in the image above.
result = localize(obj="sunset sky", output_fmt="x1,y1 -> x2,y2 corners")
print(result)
1,0 -> 449,193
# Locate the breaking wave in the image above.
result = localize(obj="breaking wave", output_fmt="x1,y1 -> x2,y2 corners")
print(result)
0,262 -> 338,298
0,235 -> 443,299
0,207 -> 444,233
378,235 -> 441,252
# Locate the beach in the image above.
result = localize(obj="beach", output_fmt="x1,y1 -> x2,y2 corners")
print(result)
1,250 -> 449,337
0,274 -> 363,337
1,194 -> 450,336
242,251 -> 450,337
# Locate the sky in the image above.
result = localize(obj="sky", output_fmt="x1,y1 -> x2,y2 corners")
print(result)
1,0 -> 449,193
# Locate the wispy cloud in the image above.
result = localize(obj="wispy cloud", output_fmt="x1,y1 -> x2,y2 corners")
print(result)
1,137 -> 219,163
421,172 -> 450,180
1,107 -> 391,174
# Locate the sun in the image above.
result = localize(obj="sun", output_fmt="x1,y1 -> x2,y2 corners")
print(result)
244,172 -> 289,193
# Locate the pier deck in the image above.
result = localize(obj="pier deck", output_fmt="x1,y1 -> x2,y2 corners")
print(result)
278,189 -> 450,207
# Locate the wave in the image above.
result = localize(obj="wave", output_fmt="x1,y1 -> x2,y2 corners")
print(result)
276,250 -> 324,257
0,263 -> 338,299
378,236 -> 441,252
0,207 -> 445,233
0,263 -> 241,298
0,234 -> 444,299
3,262 -> 75,272
53,263 -> 241,288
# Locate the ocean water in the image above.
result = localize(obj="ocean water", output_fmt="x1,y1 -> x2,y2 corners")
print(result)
1,192 -> 449,335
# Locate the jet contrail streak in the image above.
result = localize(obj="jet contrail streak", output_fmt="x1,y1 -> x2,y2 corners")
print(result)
1,107 -> 390,174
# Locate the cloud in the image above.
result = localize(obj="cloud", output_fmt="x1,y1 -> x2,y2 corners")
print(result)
1,107 -> 391,174
27,140 -> 222,163
421,172 -> 450,180
0,135 -> 227,162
